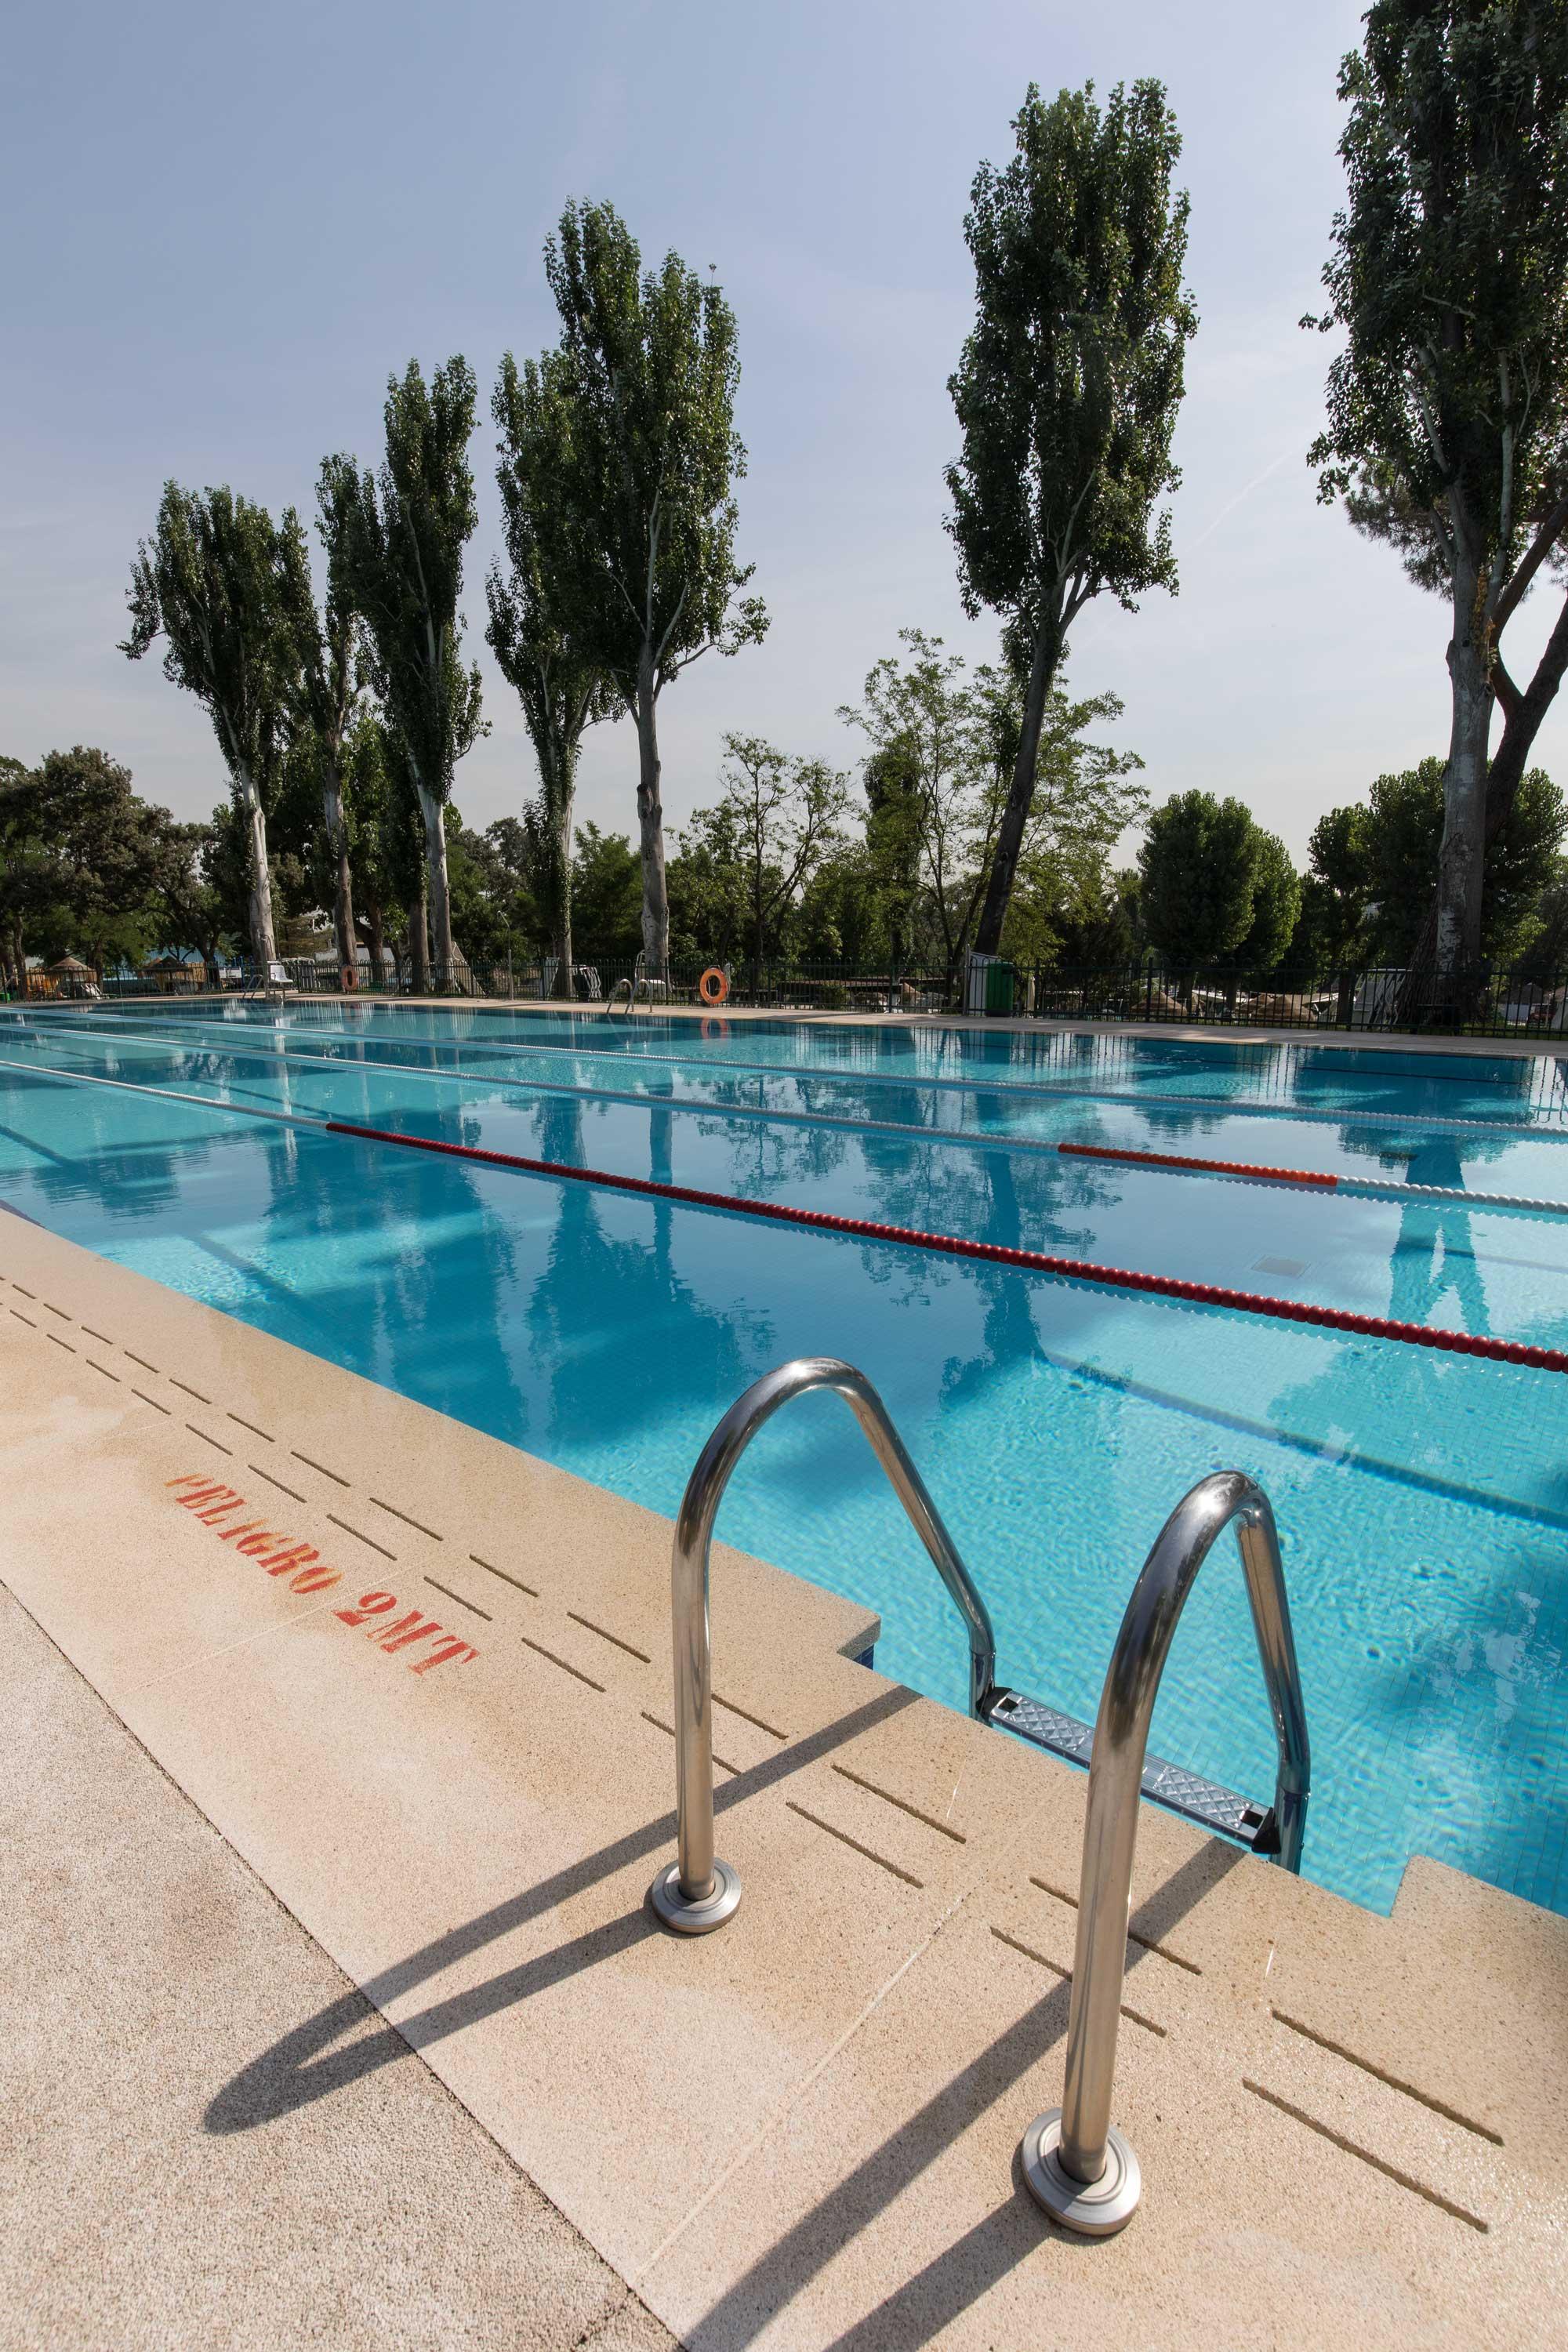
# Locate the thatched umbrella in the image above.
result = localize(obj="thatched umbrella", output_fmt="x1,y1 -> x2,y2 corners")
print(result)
49,955 -> 93,974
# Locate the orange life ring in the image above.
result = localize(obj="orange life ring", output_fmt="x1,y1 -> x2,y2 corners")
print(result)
699,967 -> 729,1006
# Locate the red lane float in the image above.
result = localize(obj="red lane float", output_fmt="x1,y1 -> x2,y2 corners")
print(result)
324,1118 -> 1568,1376
1058,1140 -> 1340,1189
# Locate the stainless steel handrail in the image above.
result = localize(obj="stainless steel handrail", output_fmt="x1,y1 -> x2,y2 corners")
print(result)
646,1356 -> 997,1934
1020,1469 -> 1310,2236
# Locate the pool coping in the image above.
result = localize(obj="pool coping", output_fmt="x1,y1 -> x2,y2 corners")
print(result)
2,1211 -> 1564,2347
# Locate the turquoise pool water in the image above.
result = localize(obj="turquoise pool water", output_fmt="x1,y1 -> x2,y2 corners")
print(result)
3,1000 -> 1566,1920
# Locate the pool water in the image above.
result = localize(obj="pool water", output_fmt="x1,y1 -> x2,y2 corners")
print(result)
2,1000 -> 1565,1920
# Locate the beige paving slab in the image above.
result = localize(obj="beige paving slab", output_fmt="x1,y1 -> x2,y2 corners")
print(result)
2,1212 -> 1565,2350
0,1246 -> 1051,2286
0,1582 -> 671,2352
644,1887 -> 1530,2352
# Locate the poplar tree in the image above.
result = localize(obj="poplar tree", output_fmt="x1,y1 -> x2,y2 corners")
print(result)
533,200 -> 768,975
1307,2 -> 1568,1000
488,350 -> 613,995
947,81 -> 1196,958
121,484 -> 299,965
279,471 -> 361,982
335,358 -> 485,981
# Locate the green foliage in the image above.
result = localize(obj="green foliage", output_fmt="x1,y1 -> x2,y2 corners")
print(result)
489,348 -> 615,984
0,748 -> 184,969
154,820 -> 228,968
332,358 -> 485,970
121,485 -> 300,804
713,733 -> 848,971
526,199 -> 768,963
1220,829 -> 1301,973
947,78 -> 1195,949
1308,5 -> 1568,564
283,472 -> 359,760
839,630 -> 999,984
1051,868 -> 1143,966
1296,803 -> 1376,968
443,811 -> 513,965
1308,757 -> 1566,967
537,201 -> 768,699
1138,791 -> 1269,970
840,631 -> 1145,982
1306,2 -> 1568,974
997,687 -> 1149,963
666,802 -> 751,964
1516,859 -> 1568,984
120,481 -> 303,960
570,822 -> 643,958
340,709 -> 423,930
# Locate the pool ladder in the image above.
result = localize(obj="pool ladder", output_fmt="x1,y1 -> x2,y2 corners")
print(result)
647,1356 -> 1311,2238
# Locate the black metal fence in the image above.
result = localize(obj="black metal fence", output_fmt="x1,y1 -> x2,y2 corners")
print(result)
19,953 -> 1568,1039
1011,963 -> 1568,1038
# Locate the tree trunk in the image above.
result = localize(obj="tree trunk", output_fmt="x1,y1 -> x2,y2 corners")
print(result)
363,891 -> 387,989
1400,590 -> 1568,996
634,648 -> 669,977
551,760 -> 576,1000
1432,553 -> 1494,989
408,880 -> 430,996
321,771 -> 357,985
234,767 -> 277,967
414,778 -> 454,982
973,615 -> 1060,956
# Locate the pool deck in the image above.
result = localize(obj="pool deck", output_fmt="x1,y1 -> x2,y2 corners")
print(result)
3,1210 -> 1566,2349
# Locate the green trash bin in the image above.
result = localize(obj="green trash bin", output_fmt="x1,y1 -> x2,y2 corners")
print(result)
984,959 -> 1015,1016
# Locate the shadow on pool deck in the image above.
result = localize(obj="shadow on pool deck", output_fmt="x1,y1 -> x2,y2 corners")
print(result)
676,1841 -> 1243,2352
205,1683 -> 921,2132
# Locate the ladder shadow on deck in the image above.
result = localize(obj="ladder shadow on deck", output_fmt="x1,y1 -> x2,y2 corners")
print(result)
203,1686 -> 920,2134
681,1839 -> 1245,2352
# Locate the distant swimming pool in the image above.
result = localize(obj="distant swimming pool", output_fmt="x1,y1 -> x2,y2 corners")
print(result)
3,998 -> 1566,1920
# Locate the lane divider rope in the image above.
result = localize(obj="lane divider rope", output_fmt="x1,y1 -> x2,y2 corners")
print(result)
19,1014 -> 1568,1210
9,1043 -> 1567,1245
31,1004 -> 1568,1138
324,1118 -> 1568,1377
8,1054 -> 1561,1370
0,1051 -> 321,1129
1054,1138 -> 1566,1215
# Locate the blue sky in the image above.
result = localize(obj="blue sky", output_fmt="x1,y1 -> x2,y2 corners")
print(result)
5,0 -> 1565,862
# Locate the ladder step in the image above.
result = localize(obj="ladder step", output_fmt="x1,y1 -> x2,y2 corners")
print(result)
981,1687 -> 1279,1854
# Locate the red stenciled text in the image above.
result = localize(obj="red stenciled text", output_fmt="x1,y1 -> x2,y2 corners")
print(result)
165,1474 -> 479,1679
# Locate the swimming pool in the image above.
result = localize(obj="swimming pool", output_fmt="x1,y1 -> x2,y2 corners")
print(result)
3,998 -> 1566,1920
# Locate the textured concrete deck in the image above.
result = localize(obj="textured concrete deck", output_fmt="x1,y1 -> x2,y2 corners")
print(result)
2,1213 -> 1565,2350
1,1584 -> 672,2350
